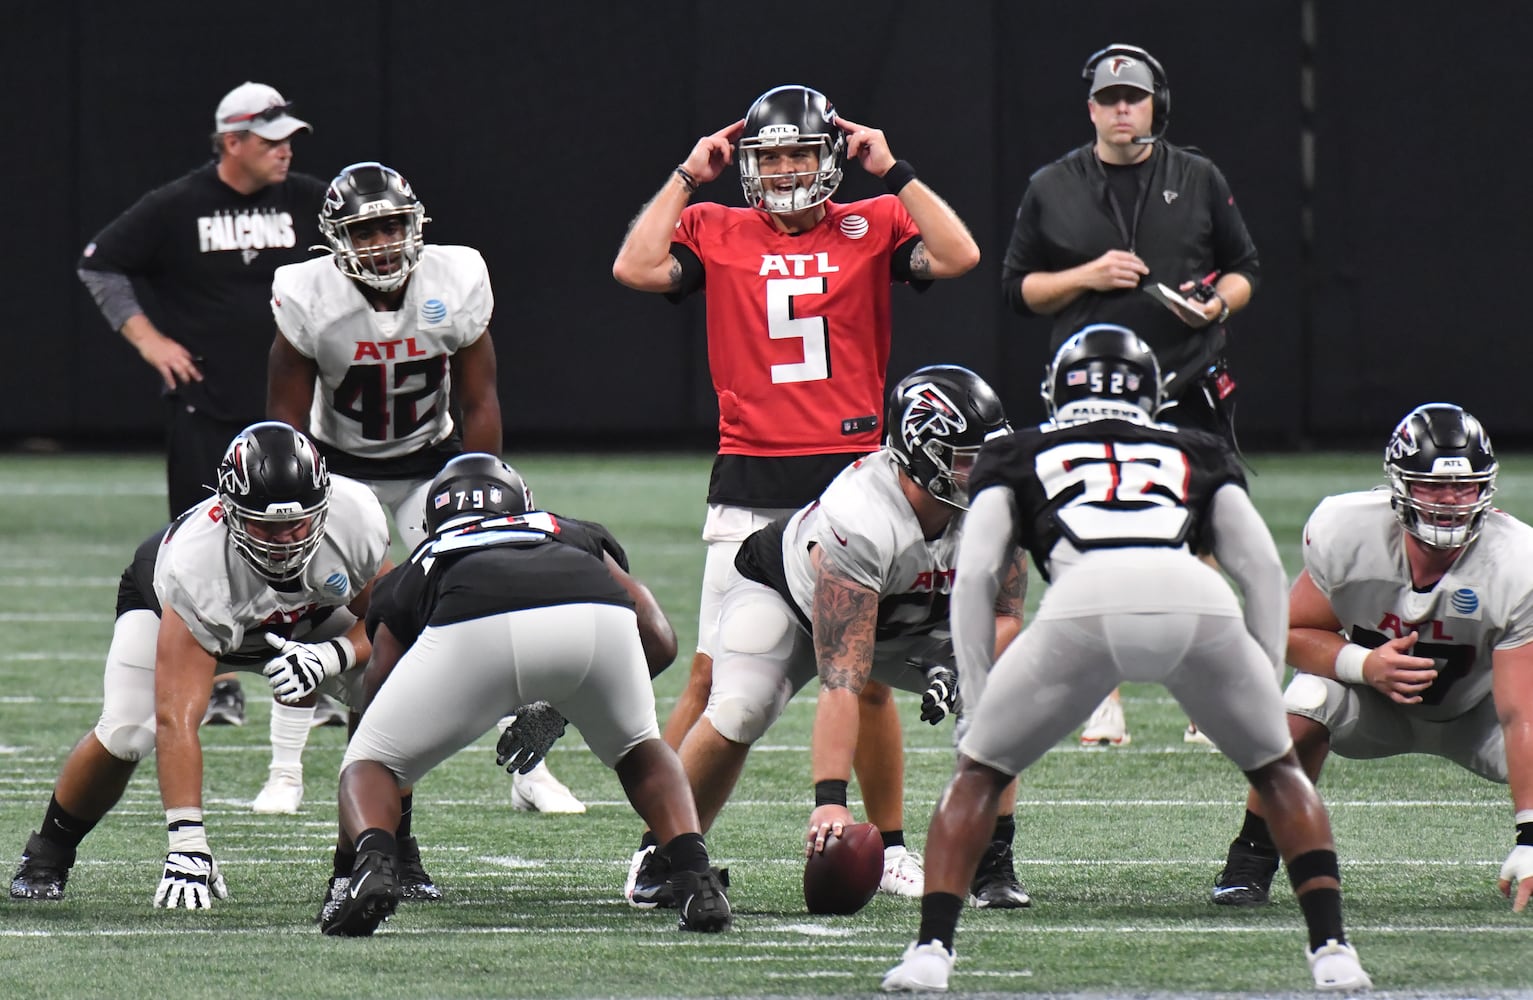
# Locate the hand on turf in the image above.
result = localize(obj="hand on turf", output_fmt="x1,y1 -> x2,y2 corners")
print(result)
1498,844 -> 1533,912
495,702 -> 568,775
153,851 -> 229,910
806,804 -> 853,857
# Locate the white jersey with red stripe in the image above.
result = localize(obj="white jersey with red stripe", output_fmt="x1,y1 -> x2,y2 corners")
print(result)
271,245 -> 493,460
1303,489 -> 1533,721
151,475 -> 390,663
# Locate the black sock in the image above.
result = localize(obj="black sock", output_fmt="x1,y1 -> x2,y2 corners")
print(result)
639,829 -> 659,851
881,829 -> 905,852
661,832 -> 709,875
40,795 -> 96,850
1239,810 -> 1275,852
991,813 -> 1016,848
1298,887 -> 1346,950
395,793 -> 414,840
331,841 -> 356,878
916,892 -> 965,950
354,828 -> 397,860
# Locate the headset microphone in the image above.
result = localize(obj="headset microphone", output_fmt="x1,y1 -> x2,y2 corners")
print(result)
1082,43 -> 1170,146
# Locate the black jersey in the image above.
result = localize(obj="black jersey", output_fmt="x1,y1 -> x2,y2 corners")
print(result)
969,418 -> 1246,582
367,512 -> 634,647
80,162 -> 327,422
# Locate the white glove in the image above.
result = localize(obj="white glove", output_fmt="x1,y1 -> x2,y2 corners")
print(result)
1498,844 -> 1533,912
919,663 -> 961,726
153,851 -> 229,909
262,634 -> 353,704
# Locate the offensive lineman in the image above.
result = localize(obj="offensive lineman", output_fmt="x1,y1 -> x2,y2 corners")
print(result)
10,422 -> 391,908
266,161 -> 584,819
881,327 -> 1368,992
321,454 -> 730,936
612,85 -> 982,897
1212,403 -> 1533,914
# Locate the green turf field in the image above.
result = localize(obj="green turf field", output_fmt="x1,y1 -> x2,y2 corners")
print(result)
2,451 -> 1531,999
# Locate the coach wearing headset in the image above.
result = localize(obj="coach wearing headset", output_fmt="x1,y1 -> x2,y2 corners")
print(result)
1000,44 -> 1260,748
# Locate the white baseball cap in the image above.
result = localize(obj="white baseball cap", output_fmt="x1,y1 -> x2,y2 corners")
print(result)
213,82 -> 311,140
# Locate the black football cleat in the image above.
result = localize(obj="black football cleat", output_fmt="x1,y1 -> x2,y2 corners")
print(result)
627,845 -> 676,909
672,866 -> 731,933
1212,837 -> 1279,907
11,832 -> 75,901
396,835 -> 442,901
315,874 -> 349,924
320,850 -> 400,937
970,840 -> 1031,909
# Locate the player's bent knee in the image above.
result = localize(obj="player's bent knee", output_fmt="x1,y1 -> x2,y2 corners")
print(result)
1283,673 -> 1330,713
96,721 -> 155,762
706,694 -> 777,746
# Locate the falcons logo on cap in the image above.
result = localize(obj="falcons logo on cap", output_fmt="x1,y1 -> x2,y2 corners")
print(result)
1108,56 -> 1136,76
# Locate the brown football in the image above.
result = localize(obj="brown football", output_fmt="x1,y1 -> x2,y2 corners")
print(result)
803,822 -> 882,915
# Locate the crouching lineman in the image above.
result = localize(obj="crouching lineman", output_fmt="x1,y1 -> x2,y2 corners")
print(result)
625,365 -> 1031,912
8,422 -> 439,907
1212,403 -> 1533,914
320,453 -> 731,936
881,327 -> 1369,992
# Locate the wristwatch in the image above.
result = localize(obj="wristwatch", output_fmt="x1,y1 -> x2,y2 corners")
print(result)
1209,291 -> 1231,324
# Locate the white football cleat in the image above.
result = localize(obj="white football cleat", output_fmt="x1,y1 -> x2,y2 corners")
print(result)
252,768 -> 304,815
511,760 -> 586,814
881,939 -> 954,992
1308,938 -> 1372,991
1184,723 -> 1217,749
1080,695 -> 1130,747
879,845 -> 925,897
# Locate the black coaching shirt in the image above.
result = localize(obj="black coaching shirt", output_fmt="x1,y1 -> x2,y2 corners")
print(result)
80,162 -> 327,422
970,417 -> 1246,582
366,512 -> 634,647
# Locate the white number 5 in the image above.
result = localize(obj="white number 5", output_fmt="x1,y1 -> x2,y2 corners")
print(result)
765,277 -> 829,384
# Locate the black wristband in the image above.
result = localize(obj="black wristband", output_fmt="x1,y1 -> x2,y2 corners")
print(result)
814,779 -> 849,808
1517,821 -> 1533,847
882,159 -> 916,195
673,165 -> 698,194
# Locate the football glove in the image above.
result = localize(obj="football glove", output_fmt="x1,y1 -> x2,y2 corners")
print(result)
917,662 -> 960,726
262,634 -> 353,704
496,702 -> 568,775
153,851 -> 229,910
1498,844 -> 1533,912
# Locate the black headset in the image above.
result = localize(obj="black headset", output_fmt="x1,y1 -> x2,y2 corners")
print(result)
1082,43 -> 1170,144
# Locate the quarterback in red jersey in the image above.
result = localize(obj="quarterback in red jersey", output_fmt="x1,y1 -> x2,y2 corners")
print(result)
613,84 -> 982,904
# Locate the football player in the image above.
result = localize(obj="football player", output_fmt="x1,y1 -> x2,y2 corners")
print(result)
881,328 -> 1369,992
1213,403 -> 1533,915
267,161 -> 584,817
625,366 -> 1031,913
613,85 -> 982,897
320,454 -> 730,936
9,422 -> 398,909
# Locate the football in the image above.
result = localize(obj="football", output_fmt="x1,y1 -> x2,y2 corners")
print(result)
803,822 -> 882,915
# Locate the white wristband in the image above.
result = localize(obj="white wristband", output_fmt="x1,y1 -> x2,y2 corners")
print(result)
329,637 -> 357,675
1334,643 -> 1370,685
166,807 -> 210,854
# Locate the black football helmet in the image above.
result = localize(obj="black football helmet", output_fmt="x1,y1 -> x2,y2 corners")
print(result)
1042,323 -> 1164,422
737,85 -> 845,213
886,365 -> 1010,510
425,453 -> 535,535
318,161 -> 428,292
1384,403 -> 1497,550
216,422 -> 331,583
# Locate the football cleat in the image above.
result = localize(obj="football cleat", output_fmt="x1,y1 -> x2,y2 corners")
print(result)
671,866 -> 731,932
252,767 -> 304,814
396,835 -> 442,901
510,760 -> 586,814
970,840 -> 1031,909
1212,837 -> 1280,907
1080,695 -> 1130,747
202,679 -> 246,726
625,844 -> 675,909
320,850 -> 400,937
10,832 -> 75,901
881,939 -> 955,992
1308,938 -> 1372,991
880,845 -> 925,897
1184,723 -> 1217,749
309,693 -> 349,728
315,874 -> 349,924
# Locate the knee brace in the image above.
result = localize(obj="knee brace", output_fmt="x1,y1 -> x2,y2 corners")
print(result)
707,691 -> 780,746
95,720 -> 155,762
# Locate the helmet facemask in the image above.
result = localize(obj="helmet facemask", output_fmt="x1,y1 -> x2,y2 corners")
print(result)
323,206 -> 426,292
223,500 -> 330,583
739,136 -> 844,213
216,422 -> 332,584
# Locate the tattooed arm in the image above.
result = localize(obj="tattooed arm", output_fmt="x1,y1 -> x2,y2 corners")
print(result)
898,183 -> 980,280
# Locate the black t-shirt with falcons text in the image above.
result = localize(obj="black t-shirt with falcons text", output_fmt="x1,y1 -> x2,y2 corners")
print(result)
366,512 -> 634,647
80,162 -> 328,422
969,418 -> 1246,582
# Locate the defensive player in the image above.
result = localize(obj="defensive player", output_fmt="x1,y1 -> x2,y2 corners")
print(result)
881,327 -> 1368,992
267,161 -> 583,817
626,366 -> 1031,912
321,454 -> 730,936
612,84 -> 982,896
10,423 -> 397,908
1213,403 -> 1533,915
